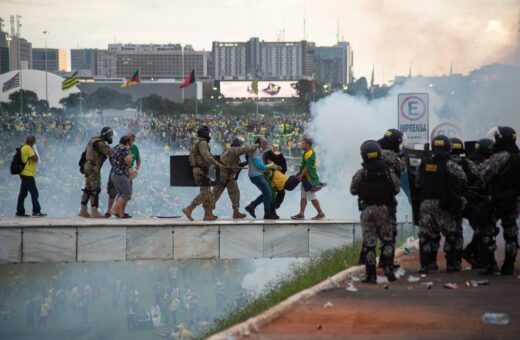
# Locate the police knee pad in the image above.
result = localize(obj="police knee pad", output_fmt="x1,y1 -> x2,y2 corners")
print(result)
381,241 -> 394,257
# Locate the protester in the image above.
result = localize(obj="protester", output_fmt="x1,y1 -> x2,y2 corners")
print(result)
110,136 -> 133,218
245,138 -> 278,220
291,137 -> 326,220
263,143 -> 288,211
16,135 -> 46,217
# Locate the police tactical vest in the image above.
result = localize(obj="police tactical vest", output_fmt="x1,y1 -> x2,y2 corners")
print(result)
189,139 -> 210,168
358,166 -> 394,206
418,157 -> 449,200
85,137 -> 106,166
493,152 -> 520,203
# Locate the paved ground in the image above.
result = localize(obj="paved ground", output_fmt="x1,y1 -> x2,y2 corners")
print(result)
245,243 -> 520,339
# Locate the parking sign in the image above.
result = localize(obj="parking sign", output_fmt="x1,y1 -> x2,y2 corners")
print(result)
398,93 -> 429,144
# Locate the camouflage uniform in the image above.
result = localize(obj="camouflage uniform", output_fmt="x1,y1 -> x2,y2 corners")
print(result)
416,159 -> 467,271
187,138 -> 220,211
81,137 -> 112,208
350,167 -> 401,267
448,155 -> 480,263
212,144 -> 257,211
480,151 -> 520,270
381,149 -> 405,255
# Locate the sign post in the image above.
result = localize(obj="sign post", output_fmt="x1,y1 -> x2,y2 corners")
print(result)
398,93 -> 429,145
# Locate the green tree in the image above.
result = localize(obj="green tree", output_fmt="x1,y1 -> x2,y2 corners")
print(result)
59,93 -> 84,114
85,87 -> 132,110
7,89 -> 40,114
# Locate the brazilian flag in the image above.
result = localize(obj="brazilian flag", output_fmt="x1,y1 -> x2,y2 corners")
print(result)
62,71 -> 80,91
251,78 -> 258,95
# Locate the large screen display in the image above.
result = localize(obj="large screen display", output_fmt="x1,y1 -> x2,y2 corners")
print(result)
220,81 -> 298,99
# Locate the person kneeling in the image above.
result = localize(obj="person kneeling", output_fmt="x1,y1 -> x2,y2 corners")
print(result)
350,141 -> 401,284
110,136 -> 133,218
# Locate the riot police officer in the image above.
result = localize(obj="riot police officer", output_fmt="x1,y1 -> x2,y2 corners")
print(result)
79,127 -> 114,218
212,138 -> 257,219
449,138 -> 480,268
415,135 -> 467,274
182,126 -> 224,222
351,140 -> 401,283
480,126 -> 520,275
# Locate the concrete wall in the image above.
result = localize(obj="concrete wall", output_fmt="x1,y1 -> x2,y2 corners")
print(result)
0,218 -> 402,263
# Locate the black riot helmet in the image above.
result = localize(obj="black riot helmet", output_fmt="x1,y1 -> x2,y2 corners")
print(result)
231,137 -> 244,147
197,125 -> 211,142
431,135 -> 452,158
492,126 -> 519,153
100,126 -> 114,144
450,137 -> 465,155
360,140 -> 385,170
475,138 -> 494,158
378,129 -> 403,153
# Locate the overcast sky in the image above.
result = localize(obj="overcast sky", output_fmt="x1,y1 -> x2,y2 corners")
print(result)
1,0 -> 518,82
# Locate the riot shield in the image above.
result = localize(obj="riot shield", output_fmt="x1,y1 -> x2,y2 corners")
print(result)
404,145 -> 431,225
170,155 -> 221,187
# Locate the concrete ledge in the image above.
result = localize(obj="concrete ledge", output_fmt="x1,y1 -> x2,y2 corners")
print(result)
0,218 -> 411,263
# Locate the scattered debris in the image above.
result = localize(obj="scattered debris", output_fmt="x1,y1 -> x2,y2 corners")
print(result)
481,313 -> 509,325
243,329 -> 251,337
443,283 -> 459,289
407,275 -> 421,283
422,281 -> 434,289
323,301 -> 334,308
346,282 -> 358,292
465,266 -> 472,271
407,286 -> 413,290
395,267 -> 406,278
420,274 -> 427,278
465,280 -> 490,287
384,284 -> 389,290
377,276 -> 389,284
316,324 -> 322,330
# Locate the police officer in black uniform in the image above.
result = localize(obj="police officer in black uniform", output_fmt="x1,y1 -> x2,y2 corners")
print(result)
351,140 -> 401,283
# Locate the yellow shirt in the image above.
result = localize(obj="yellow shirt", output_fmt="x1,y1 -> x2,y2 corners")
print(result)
20,145 -> 36,177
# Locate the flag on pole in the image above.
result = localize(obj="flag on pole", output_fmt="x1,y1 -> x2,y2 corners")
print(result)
2,72 -> 21,92
62,71 -> 80,91
179,69 -> 195,89
121,70 -> 141,88
251,78 -> 258,95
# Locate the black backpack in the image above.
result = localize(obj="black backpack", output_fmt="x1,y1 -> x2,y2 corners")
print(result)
79,149 -> 87,174
10,146 -> 26,175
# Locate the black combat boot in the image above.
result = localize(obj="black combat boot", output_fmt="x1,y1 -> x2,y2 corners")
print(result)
446,252 -> 460,273
500,257 -> 515,276
418,249 -> 430,274
428,251 -> 439,271
362,264 -> 377,284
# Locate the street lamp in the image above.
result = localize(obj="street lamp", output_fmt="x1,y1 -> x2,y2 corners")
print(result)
42,30 -> 49,106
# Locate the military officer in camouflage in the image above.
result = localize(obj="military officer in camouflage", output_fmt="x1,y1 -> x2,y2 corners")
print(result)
183,126 -> 224,222
79,127 -> 114,218
351,140 -> 401,284
212,137 -> 258,219
415,135 -> 467,274
479,126 -> 520,275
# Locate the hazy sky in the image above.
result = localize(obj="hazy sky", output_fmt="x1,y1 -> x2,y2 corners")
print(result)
1,0 -> 519,82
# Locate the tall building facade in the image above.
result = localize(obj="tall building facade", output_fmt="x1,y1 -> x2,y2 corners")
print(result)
32,48 -> 68,72
104,43 -> 208,79
314,41 -> 353,87
0,31 -> 9,74
212,38 -> 315,80
9,36 -> 32,70
71,48 -> 98,76
212,42 -> 247,79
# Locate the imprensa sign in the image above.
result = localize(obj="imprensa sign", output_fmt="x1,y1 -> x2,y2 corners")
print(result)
398,93 -> 429,144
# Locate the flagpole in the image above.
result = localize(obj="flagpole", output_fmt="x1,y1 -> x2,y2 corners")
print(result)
18,36 -> 22,115
43,30 -> 49,107
181,44 -> 184,104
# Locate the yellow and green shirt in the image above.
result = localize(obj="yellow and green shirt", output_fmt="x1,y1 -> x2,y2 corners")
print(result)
300,149 -> 320,185
20,144 -> 36,177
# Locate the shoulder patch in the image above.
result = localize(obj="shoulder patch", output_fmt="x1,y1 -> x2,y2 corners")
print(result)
425,163 -> 438,172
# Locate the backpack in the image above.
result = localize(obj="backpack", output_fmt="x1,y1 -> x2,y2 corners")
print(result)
10,146 -> 26,175
79,149 -> 87,174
